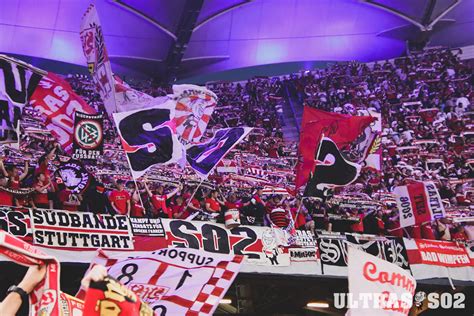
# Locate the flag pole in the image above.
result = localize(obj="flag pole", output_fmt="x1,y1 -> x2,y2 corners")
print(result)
184,178 -> 205,210
122,148 -> 147,217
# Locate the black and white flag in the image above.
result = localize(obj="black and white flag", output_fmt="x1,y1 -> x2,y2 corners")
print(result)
0,55 -> 44,143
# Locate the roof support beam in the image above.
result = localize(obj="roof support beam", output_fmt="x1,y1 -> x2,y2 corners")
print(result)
164,0 -> 204,82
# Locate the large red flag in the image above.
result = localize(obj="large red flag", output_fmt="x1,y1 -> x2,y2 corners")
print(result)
295,107 -> 375,188
30,73 -> 97,153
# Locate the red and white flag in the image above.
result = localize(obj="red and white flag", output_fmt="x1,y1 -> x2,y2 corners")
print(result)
347,247 -> 416,316
393,181 -> 445,228
80,4 -> 116,114
173,84 -> 218,144
30,72 -> 97,153
77,248 -> 243,315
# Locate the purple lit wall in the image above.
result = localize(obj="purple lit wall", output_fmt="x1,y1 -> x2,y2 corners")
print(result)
0,0 -> 473,79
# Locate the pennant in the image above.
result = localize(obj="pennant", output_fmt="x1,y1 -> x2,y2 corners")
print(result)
295,107 -> 375,188
304,137 -> 361,198
113,103 -> 182,179
393,181 -> 446,228
80,4 -> 117,114
186,127 -> 252,178
77,248 -> 243,315
173,84 -> 218,144
0,55 -> 43,144
347,247 -> 416,315
73,111 -> 104,160
30,73 -> 97,153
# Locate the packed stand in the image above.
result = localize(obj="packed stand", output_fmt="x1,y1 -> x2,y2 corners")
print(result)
0,48 -> 472,242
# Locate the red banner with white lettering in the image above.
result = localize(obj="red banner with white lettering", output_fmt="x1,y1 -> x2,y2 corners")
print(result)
393,181 -> 446,228
410,239 -> 473,268
30,72 -> 96,153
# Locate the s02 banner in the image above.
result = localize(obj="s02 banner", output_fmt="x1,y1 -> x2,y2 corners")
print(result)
394,181 -> 445,228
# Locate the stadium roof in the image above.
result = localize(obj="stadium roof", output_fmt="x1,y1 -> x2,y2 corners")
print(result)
1,0 -> 473,81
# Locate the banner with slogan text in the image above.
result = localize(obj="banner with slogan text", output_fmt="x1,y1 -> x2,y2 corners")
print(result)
394,181 -> 446,228
73,111 -> 104,160
404,238 -> 474,282
0,207 -> 299,267
347,247 -> 416,316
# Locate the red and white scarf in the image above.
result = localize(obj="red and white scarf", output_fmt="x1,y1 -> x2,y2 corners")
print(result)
0,231 -> 62,315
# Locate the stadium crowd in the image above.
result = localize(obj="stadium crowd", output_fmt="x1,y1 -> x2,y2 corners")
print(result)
0,48 -> 472,242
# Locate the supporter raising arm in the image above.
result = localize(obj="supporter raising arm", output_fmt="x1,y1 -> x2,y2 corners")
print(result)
35,143 -> 59,180
0,158 -> 29,188
33,173 -> 52,209
144,181 -> 182,218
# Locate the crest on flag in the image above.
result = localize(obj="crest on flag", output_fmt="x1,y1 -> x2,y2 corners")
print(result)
73,112 -> 104,160
173,84 -> 218,144
55,160 -> 91,194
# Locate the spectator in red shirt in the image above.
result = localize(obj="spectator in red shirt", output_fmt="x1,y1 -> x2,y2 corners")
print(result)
144,182 -> 181,218
130,188 -> 145,217
34,144 -> 58,182
348,209 -> 365,234
450,223 -> 468,241
57,184 -> 82,212
0,158 -> 29,189
205,190 -> 225,214
290,199 -> 315,234
171,196 -> 189,219
224,193 -> 242,210
108,180 -> 131,215
34,173 -> 52,209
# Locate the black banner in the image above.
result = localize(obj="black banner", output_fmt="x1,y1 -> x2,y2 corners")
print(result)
73,111 -> 104,160
317,233 -> 410,270
129,217 -> 165,237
